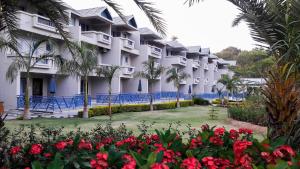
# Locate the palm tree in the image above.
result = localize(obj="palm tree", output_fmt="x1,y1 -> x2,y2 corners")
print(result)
2,38 -> 63,119
0,0 -> 70,45
187,0 -> 300,140
217,75 -> 240,99
166,68 -> 190,108
135,59 -> 165,111
96,65 -> 120,120
60,44 -> 97,119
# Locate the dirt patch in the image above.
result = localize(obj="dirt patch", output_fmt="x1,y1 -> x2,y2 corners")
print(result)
227,118 -> 267,135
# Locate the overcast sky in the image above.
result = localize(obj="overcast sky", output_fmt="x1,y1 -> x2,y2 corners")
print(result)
62,0 -> 256,52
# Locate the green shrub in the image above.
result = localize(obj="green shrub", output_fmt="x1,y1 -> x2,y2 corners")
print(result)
228,105 -> 267,126
193,98 -> 210,105
211,99 -> 221,105
78,100 -> 194,117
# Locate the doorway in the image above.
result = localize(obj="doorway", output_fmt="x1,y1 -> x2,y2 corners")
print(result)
32,78 -> 43,96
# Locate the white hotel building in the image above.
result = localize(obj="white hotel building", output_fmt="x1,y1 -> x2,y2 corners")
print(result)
0,2 -> 235,111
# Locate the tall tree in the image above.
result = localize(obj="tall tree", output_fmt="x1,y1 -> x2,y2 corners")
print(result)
2,38 -> 63,119
61,43 -> 97,119
135,59 -> 165,111
96,65 -> 120,120
166,68 -> 190,108
215,46 -> 241,60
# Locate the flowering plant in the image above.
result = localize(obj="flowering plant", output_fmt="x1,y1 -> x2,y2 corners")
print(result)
1,124 -> 300,169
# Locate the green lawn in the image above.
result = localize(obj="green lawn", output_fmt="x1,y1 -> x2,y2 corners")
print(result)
5,106 -> 266,139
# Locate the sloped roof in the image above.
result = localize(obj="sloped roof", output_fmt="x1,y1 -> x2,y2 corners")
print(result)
187,46 -> 201,54
200,48 -> 210,55
166,40 -> 187,50
209,54 -> 218,59
113,15 -> 138,30
139,27 -> 161,39
77,7 -> 113,22
217,59 -> 237,66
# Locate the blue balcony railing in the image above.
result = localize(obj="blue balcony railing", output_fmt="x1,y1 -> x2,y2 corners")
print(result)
17,95 -> 91,112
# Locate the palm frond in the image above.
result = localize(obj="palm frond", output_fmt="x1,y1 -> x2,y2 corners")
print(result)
132,0 -> 167,36
6,58 -> 26,83
184,0 -> 202,7
97,65 -> 120,83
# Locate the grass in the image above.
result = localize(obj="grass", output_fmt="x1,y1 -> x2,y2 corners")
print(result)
5,106 -> 266,139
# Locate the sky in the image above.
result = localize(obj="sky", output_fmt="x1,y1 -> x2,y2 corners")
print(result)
62,0 -> 257,53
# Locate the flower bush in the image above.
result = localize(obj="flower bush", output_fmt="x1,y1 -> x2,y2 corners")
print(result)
1,123 -> 300,169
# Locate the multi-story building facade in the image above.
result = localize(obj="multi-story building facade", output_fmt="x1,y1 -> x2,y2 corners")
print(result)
0,2 -> 236,111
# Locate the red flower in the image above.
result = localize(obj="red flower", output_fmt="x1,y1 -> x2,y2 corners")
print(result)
24,167 -> 30,169
233,140 -> 252,167
181,157 -> 202,169
239,154 -> 252,169
238,128 -> 253,135
116,136 -> 137,148
229,129 -> 239,140
190,136 -> 202,149
209,136 -> 224,146
273,145 -> 295,158
55,141 -> 67,151
10,146 -> 21,155
214,128 -> 225,136
65,139 -> 74,146
78,139 -> 92,150
90,153 -> 108,169
150,163 -> 169,169
202,157 -> 217,169
261,152 -> 273,163
122,154 -> 136,169
96,142 -> 105,150
201,124 -> 209,131
29,144 -> 43,155
43,153 -> 53,158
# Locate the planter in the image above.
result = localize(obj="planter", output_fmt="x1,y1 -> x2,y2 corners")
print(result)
0,101 -> 4,114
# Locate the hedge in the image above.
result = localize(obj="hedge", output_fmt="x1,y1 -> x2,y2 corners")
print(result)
228,105 -> 267,126
78,100 -> 194,117
192,97 -> 210,105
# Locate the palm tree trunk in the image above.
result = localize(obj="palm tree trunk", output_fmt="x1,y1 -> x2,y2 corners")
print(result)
176,87 -> 180,108
108,83 -> 112,121
149,82 -> 153,111
23,75 -> 31,120
83,76 -> 89,119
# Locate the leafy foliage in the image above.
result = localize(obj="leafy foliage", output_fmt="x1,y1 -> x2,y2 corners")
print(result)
1,123 -> 299,168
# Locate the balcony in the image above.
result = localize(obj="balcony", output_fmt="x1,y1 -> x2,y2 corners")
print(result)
204,78 -> 209,85
166,55 -> 187,66
148,45 -> 162,59
16,11 -> 68,38
121,38 -> 135,49
192,60 -> 200,69
32,57 -> 53,69
214,66 -> 219,72
193,78 -> 200,85
121,66 -> 135,78
179,79 -> 187,85
81,31 -> 112,48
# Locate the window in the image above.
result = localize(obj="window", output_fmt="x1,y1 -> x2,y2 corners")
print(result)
125,57 -> 128,63
80,80 -> 88,94
80,24 -> 89,31
70,15 -> 76,26
20,78 -> 26,95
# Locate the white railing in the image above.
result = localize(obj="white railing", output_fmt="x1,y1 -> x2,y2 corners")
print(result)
149,45 -> 162,57
180,56 -> 187,65
16,11 -> 68,33
82,31 -> 112,45
122,66 -> 135,75
32,57 -> 52,69
214,65 -> 219,72
193,78 -> 200,84
97,32 -> 112,44
204,78 -> 209,84
121,38 -> 135,49
180,79 -> 187,85
192,60 -> 200,68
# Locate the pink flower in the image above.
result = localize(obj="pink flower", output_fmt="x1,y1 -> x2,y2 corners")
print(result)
214,128 -> 225,136
78,139 -> 92,150
209,136 -> 224,146
122,154 -> 136,169
181,157 -> 202,169
29,144 -> 43,155
55,141 -> 67,151
189,136 -> 202,149
10,146 -> 21,155
150,163 -> 169,169
90,153 -> 109,169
